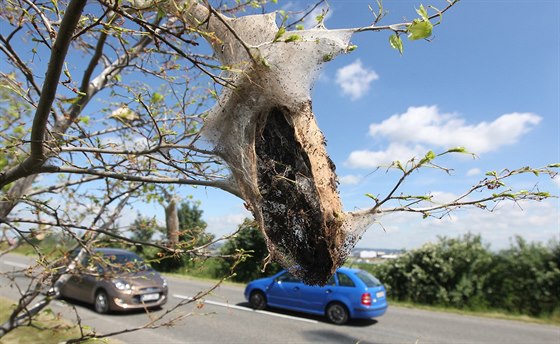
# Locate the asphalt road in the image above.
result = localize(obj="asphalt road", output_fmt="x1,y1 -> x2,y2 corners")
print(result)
1,253 -> 559,344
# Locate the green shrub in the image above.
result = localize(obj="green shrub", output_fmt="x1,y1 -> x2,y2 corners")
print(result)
362,234 -> 559,318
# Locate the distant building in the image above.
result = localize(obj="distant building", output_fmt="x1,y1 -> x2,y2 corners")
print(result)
350,248 -> 403,263
359,250 -> 378,259
380,254 -> 398,259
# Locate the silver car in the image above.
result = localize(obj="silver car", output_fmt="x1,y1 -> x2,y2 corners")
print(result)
59,248 -> 168,313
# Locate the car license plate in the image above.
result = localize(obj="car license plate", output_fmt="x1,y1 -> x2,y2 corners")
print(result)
376,291 -> 385,298
141,293 -> 159,302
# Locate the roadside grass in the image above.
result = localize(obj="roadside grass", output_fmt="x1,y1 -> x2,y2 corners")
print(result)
389,299 -> 560,327
0,297 -> 112,344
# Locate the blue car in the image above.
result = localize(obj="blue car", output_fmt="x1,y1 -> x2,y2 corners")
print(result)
244,267 -> 388,324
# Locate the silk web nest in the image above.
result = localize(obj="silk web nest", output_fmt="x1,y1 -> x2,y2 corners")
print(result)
173,6 -> 377,285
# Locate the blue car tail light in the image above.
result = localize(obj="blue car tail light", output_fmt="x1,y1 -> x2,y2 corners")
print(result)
361,292 -> 372,306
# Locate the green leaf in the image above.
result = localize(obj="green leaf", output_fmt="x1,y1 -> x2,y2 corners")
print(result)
0,157 -> 8,170
547,163 -> 560,168
416,4 -> 430,21
157,8 -> 165,20
347,44 -> 358,52
295,24 -> 304,30
284,34 -> 301,43
535,191 -> 551,198
322,53 -> 334,62
13,125 -> 25,135
418,150 -> 436,166
273,26 -> 286,42
407,19 -> 433,40
425,150 -> 436,161
447,147 -> 467,153
365,193 -> 378,201
151,92 -> 164,103
389,34 -> 403,55
80,116 -> 90,125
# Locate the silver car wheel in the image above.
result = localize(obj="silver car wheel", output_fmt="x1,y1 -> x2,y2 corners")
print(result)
94,290 -> 110,314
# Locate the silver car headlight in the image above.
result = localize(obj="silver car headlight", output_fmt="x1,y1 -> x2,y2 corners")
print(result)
113,280 -> 132,291
162,277 -> 168,288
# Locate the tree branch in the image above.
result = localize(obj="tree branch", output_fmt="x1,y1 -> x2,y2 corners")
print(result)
0,0 -> 87,189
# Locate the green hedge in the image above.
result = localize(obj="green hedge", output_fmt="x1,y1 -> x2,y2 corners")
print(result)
359,234 -> 560,318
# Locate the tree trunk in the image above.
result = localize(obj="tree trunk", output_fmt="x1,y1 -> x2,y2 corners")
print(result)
165,199 -> 179,246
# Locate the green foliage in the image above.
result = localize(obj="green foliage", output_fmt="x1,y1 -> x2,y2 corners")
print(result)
484,237 -> 560,316
148,201 -> 214,272
176,201 -> 211,244
0,82 -> 33,190
389,34 -> 403,55
215,219 -> 281,283
362,234 -> 560,318
129,214 -> 159,245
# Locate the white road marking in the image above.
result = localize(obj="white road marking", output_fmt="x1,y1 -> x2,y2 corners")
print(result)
2,260 -> 29,268
172,294 -> 319,324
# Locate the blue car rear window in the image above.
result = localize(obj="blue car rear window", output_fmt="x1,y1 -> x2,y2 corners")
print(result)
355,271 -> 382,287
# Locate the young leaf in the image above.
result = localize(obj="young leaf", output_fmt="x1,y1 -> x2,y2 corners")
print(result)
273,26 -> 286,42
425,150 -> 436,161
284,34 -> 302,43
447,147 -> 467,154
408,19 -> 433,40
416,4 -> 430,21
389,34 -> 403,55
151,92 -> 164,103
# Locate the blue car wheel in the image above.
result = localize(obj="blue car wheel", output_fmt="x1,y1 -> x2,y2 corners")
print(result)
326,302 -> 349,325
249,290 -> 267,310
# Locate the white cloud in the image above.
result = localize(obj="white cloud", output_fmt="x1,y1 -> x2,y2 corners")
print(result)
467,168 -> 481,177
368,105 -> 541,153
553,175 -> 560,186
428,191 -> 460,204
416,200 -> 559,248
346,143 -> 426,168
346,106 -> 542,169
356,199 -> 559,250
339,174 -> 362,185
206,211 -> 250,238
335,59 -> 379,101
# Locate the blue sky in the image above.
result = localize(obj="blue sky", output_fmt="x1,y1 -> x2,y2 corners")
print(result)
181,0 -> 559,251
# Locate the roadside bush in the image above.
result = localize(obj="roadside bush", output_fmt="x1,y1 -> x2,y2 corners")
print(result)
484,237 -> 560,316
214,219 -> 281,283
363,234 -> 560,318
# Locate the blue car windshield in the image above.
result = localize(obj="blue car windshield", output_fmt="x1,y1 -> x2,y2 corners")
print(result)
355,270 -> 382,287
